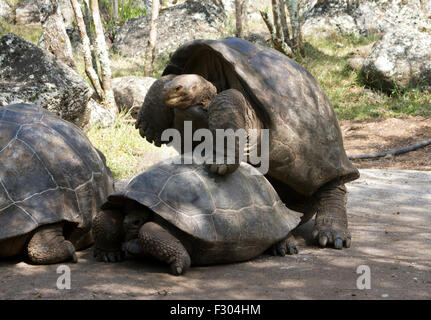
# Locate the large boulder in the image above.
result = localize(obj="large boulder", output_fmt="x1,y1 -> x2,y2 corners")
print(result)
15,0 -> 39,24
112,1 -> 226,58
347,42 -> 375,71
302,0 -> 431,38
87,99 -> 116,128
112,76 -> 156,118
0,0 -> 12,21
15,0 -> 74,25
0,34 -> 92,129
361,27 -> 431,92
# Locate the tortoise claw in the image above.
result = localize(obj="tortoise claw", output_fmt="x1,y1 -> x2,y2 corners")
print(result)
312,222 -> 351,249
271,233 -> 299,256
94,247 -> 124,263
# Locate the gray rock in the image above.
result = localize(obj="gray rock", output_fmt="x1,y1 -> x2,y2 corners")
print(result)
112,76 -> 156,118
113,1 -> 226,58
15,0 -> 74,25
88,99 -> 116,128
245,32 -> 269,47
59,0 -> 75,25
302,0 -> 431,38
0,34 -> 92,129
362,27 -> 431,92
15,0 -> 39,24
0,0 -> 12,21
347,42 -> 375,71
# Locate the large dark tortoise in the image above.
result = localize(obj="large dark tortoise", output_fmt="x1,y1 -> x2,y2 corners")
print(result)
93,156 -> 302,275
135,37 -> 360,251
0,104 -> 114,264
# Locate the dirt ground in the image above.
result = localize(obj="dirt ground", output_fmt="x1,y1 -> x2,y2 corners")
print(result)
341,117 -> 431,170
0,117 -> 430,300
1,168 -> 430,300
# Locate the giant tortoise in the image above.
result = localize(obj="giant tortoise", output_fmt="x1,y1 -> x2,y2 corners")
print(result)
0,103 -> 114,264
93,156 -> 302,275
135,37 -> 360,251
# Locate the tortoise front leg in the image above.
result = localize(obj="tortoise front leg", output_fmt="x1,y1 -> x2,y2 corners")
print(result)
135,75 -> 176,147
139,222 -> 191,276
208,89 -> 262,175
312,182 -> 351,249
27,223 -> 77,264
93,209 -> 125,262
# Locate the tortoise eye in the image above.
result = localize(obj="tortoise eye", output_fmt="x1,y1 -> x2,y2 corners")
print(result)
175,85 -> 182,92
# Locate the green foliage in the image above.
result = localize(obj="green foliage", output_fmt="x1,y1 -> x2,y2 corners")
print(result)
101,0 -> 147,27
120,0 -> 147,21
87,111 -> 176,180
297,34 -> 431,120
0,20 -> 42,44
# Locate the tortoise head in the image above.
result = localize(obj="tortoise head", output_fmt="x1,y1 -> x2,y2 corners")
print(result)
123,205 -> 152,241
162,74 -> 217,109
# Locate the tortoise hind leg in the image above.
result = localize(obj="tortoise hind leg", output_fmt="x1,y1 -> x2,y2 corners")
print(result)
68,228 -> 93,251
270,232 -> 299,256
139,222 -> 191,276
312,182 -> 351,249
27,223 -> 77,264
93,209 -> 125,263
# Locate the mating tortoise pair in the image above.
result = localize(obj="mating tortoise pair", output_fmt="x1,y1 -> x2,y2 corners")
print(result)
93,38 -> 359,274
1,38 -> 359,274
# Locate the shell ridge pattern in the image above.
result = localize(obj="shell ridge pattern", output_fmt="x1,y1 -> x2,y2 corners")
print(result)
241,168 -> 267,239
155,170 -> 198,200
0,187 -> 59,212
0,180 -> 14,211
15,138 -> 58,188
208,212 -> 218,242
38,120 -> 102,176
73,171 -> 98,192
73,172 -> 107,220
157,173 -> 181,198
14,204 -> 39,224
124,190 -> 162,210
0,123 -> 22,154
0,178 -> 99,214
192,170 -> 217,214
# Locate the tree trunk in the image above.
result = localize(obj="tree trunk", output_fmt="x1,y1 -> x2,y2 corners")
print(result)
37,0 -> 76,70
241,0 -> 248,37
82,0 -> 99,77
272,0 -> 284,40
112,0 -> 118,22
260,10 -> 293,57
144,0 -> 160,76
278,0 -> 290,44
70,0 -> 104,100
235,0 -> 243,38
285,0 -> 302,54
90,0 -> 117,113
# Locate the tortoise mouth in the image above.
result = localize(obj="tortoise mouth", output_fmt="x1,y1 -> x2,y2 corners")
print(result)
165,95 -> 185,106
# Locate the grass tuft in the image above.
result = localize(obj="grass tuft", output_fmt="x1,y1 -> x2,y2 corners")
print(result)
87,112 -> 176,180
298,35 -> 431,120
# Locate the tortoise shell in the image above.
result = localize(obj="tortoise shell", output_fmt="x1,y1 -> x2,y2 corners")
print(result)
162,37 -> 359,196
0,104 -> 114,240
103,156 -> 302,250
